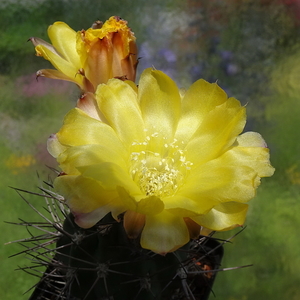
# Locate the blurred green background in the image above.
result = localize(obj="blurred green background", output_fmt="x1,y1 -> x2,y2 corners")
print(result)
1,0 -> 300,299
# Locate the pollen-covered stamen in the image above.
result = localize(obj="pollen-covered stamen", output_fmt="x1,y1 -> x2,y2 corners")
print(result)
130,133 -> 193,197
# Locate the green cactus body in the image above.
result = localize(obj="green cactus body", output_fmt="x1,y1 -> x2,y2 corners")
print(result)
27,210 -> 223,300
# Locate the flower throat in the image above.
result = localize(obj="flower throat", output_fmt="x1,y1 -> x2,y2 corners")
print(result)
130,131 -> 193,197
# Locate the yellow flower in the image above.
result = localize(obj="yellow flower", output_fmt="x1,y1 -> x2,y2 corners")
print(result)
30,16 -> 138,93
48,68 -> 274,254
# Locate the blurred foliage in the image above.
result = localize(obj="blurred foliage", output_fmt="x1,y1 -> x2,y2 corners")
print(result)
214,180 -> 300,300
1,0 -> 300,299
0,0 -> 182,75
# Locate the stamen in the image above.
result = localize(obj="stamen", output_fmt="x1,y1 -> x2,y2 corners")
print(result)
130,133 -> 192,197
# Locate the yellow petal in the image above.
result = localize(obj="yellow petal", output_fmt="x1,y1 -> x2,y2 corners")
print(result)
35,44 -> 82,86
123,211 -> 146,238
95,79 -> 145,145
102,16 -> 135,39
54,174 -> 118,213
138,69 -> 181,141
83,16 -> 125,40
233,132 -> 275,177
83,37 -> 113,88
237,131 -> 267,147
57,144 -> 128,175
179,155 -> 258,204
30,37 -> 62,57
184,217 -> 201,239
117,186 -> 164,215
179,120 -> 270,212
175,79 -> 228,144
36,69 -> 78,84
47,134 -> 67,158
163,194 -> 217,216
77,162 -> 141,195
185,97 -> 246,166
73,205 -> 113,228
125,79 -> 138,92
192,202 -> 249,231
48,22 -> 81,68
76,93 -> 102,121
57,108 -> 125,155
110,29 -> 135,77
140,211 -> 189,254
79,16 -> 138,87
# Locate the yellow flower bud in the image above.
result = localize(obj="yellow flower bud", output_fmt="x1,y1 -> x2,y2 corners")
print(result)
30,16 -> 138,93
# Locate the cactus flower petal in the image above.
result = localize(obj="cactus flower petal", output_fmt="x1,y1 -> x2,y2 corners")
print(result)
191,202 -> 249,231
140,210 -> 190,254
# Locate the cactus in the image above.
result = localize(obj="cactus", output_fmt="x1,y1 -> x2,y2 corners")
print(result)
6,12 -> 273,299
9,182 -> 225,300
17,15 -> 273,300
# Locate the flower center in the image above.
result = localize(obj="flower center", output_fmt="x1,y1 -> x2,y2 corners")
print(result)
130,132 -> 193,197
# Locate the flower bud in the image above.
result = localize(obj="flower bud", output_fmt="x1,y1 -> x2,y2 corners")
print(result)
30,16 -> 138,93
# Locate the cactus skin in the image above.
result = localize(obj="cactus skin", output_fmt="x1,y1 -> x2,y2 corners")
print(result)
28,211 -> 223,300
7,186 -> 223,300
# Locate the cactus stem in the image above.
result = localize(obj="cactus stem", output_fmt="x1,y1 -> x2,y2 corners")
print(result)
5,179 -> 252,300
